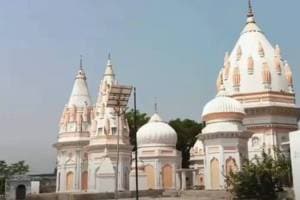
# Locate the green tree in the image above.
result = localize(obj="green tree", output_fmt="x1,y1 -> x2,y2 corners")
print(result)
0,160 -> 29,194
226,149 -> 291,200
126,109 -> 149,150
169,119 -> 202,168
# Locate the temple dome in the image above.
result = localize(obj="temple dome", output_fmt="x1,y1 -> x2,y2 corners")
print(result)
202,93 -> 245,118
137,113 -> 177,147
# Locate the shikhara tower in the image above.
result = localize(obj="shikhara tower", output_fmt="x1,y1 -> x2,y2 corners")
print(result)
55,59 -> 93,192
87,55 -> 132,192
216,1 -> 300,159
55,55 -> 132,193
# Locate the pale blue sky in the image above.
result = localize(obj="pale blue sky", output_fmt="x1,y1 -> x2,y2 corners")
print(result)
0,0 -> 299,173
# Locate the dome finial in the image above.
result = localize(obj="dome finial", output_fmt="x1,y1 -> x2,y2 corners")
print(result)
80,55 -> 83,70
154,97 -> 158,113
248,0 -> 253,17
246,0 -> 255,23
107,53 -> 112,65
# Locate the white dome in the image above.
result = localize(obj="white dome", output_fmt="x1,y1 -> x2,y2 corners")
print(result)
202,94 -> 245,118
218,13 -> 294,95
137,113 -> 177,147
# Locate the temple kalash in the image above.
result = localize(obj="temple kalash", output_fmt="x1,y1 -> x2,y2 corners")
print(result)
10,1 -> 300,200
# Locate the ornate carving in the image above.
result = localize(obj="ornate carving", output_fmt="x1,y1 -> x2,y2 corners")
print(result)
258,42 -> 265,57
236,46 -> 242,61
232,66 -> 241,90
262,62 -> 271,85
248,56 -> 254,74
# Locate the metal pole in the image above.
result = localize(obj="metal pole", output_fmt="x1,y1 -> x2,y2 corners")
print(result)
115,102 -> 121,199
134,87 -> 139,200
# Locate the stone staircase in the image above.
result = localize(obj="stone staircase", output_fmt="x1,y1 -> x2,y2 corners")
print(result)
180,190 -> 231,200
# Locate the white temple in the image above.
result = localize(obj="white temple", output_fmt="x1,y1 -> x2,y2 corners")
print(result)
55,56 -> 132,193
190,0 -> 300,190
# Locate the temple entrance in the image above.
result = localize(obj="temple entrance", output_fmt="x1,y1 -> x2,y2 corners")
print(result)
144,165 -> 155,189
162,164 -> 173,189
81,171 -> 88,192
16,185 -> 26,200
210,158 -> 220,189
66,172 -> 74,191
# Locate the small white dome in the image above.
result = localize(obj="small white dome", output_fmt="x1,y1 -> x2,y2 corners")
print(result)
202,95 -> 245,118
137,113 -> 177,147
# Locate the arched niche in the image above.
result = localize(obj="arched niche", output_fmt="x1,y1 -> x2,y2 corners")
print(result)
210,158 -> 220,189
144,165 -> 155,189
66,171 -> 74,191
81,171 -> 88,192
162,164 -> 173,189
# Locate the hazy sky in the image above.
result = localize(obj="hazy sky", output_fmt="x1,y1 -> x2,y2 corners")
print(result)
0,0 -> 299,173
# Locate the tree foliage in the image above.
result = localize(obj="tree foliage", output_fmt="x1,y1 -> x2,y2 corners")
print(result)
226,149 -> 291,200
169,119 -> 202,168
126,109 -> 150,150
0,160 -> 29,194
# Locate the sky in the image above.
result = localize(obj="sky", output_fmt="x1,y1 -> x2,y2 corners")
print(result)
0,0 -> 299,173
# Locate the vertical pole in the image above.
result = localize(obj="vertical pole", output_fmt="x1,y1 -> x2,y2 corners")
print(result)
134,87 -> 139,200
115,102 -> 121,199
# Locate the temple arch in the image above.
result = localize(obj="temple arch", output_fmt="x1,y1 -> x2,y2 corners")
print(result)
15,184 -> 26,200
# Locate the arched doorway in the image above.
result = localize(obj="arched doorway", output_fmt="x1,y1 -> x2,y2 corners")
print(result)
199,174 -> 204,186
210,158 -> 220,189
66,171 -> 74,191
81,171 -> 88,192
162,164 -> 173,189
144,165 -> 155,189
16,185 -> 26,200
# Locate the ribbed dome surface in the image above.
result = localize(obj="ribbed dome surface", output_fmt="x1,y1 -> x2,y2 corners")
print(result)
202,95 -> 245,117
137,113 -> 177,147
